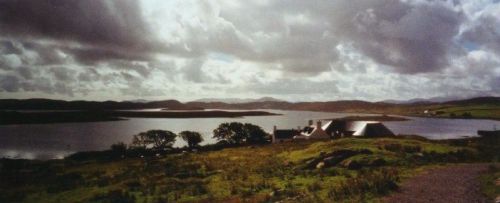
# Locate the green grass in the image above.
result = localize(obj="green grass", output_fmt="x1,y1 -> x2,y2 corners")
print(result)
345,103 -> 500,120
411,104 -> 500,120
0,137 -> 487,202
480,164 -> 500,201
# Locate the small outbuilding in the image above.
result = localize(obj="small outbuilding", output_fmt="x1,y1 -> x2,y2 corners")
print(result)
272,126 -> 300,143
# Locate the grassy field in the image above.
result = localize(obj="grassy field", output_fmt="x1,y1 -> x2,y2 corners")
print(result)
344,103 -> 500,121
398,104 -> 500,120
2,136 -> 492,203
479,164 -> 500,202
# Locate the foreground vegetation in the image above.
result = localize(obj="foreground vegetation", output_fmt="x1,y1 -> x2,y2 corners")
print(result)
479,164 -> 500,202
1,132 -> 498,202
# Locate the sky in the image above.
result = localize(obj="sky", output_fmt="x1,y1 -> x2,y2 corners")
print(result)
0,0 -> 499,102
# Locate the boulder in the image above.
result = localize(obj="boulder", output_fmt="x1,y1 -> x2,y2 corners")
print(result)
316,162 -> 325,169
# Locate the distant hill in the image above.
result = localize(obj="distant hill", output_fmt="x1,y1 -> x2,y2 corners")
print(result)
0,99 -> 202,110
2,96 -> 498,119
191,97 -> 284,104
380,96 -> 468,104
443,96 -> 500,105
124,99 -> 151,103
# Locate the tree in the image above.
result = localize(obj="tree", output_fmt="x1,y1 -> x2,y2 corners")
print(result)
243,123 -> 269,144
213,122 -> 246,144
179,131 -> 204,148
131,130 -> 177,150
110,142 -> 127,153
213,122 -> 269,144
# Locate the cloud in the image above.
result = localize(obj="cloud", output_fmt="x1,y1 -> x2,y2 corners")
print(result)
462,15 -> 500,55
0,0 -> 151,49
0,0 -> 499,101
0,75 -> 20,92
247,79 -> 339,95
328,0 -> 464,74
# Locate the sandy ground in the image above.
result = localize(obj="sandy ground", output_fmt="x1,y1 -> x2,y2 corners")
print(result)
383,164 -> 489,203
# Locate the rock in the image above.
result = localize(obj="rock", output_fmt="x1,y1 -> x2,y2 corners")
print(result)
303,149 -> 373,169
316,162 -> 325,169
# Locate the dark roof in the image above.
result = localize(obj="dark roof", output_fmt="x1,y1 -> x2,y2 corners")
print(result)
302,126 -> 314,134
357,123 -> 395,137
323,120 -> 348,134
275,129 -> 300,139
477,130 -> 500,137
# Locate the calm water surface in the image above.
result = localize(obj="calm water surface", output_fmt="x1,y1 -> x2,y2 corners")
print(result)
1,109 -> 498,159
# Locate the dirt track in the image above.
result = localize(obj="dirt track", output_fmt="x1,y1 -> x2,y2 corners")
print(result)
384,164 -> 489,203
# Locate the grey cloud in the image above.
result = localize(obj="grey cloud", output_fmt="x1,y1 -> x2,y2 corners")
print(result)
247,79 -> 339,95
0,75 -> 20,92
17,66 -> 34,79
77,68 -> 100,82
0,40 -> 22,55
182,58 -> 206,83
462,15 -> 500,55
212,0 -> 463,74
50,67 -> 76,82
108,60 -> 152,78
0,0 -> 163,67
327,0 -> 464,74
0,0 -> 152,50
0,0 -> 499,101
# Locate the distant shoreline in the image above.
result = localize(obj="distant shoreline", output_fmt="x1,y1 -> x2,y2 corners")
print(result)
323,115 -> 410,121
0,110 -> 280,125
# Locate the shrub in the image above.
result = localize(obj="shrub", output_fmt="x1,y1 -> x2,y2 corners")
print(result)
89,189 -> 135,203
110,142 -> 127,156
46,172 -> 83,193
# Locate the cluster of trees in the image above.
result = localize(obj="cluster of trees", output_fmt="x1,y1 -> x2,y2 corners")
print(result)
130,130 -> 204,150
122,122 -> 269,152
212,122 -> 269,144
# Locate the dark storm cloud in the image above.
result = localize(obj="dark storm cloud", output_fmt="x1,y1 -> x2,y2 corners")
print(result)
0,0 -> 162,66
326,0 -> 464,74
212,0 -> 464,74
66,47 -> 152,65
0,0 -> 151,49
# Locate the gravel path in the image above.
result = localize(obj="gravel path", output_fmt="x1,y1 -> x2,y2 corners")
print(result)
384,164 -> 489,203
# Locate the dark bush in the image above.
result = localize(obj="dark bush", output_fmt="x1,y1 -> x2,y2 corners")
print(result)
383,143 -> 402,152
46,172 -> 83,193
89,189 -> 135,203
